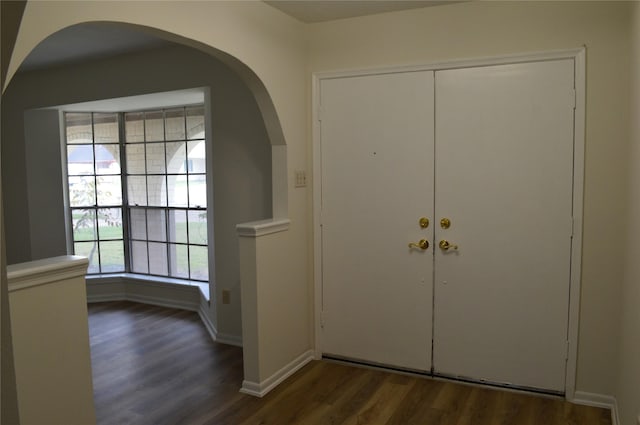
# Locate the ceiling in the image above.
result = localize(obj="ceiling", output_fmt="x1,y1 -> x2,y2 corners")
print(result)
18,1 -> 455,73
19,22 -> 176,72
56,88 -> 206,113
265,0 -> 454,23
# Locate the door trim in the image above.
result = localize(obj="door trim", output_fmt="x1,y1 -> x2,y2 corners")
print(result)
312,47 -> 586,400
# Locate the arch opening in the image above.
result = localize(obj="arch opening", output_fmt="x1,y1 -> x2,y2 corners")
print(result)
2,20 -> 288,362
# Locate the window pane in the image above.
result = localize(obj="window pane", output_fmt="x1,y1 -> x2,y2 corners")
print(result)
93,113 -> 119,144
166,142 -> 186,174
74,241 -> 100,273
147,175 -> 166,207
96,176 -> 122,206
146,142 -> 166,174
68,176 -> 96,207
129,208 -> 146,240
147,209 -> 167,242
188,210 -> 207,245
149,242 -> 168,275
168,210 -> 187,244
189,175 -> 207,208
187,141 -> 206,173
169,244 -> 189,279
66,113 -> 93,144
97,208 -> 122,240
165,108 -> 185,141
145,110 -> 164,142
99,240 -> 124,273
131,241 -> 148,273
72,209 -> 96,241
189,246 -> 208,281
127,176 -> 147,206
125,112 -> 144,143
167,175 -> 188,207
186,106 -> 204,140
67,145 -> 94,175
95,144 -> 120,175
66,106 -> 207,281
126,143 -> 145,174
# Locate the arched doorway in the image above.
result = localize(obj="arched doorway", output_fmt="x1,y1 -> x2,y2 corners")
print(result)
5,3 -> 311,405
3,17 -> 290,398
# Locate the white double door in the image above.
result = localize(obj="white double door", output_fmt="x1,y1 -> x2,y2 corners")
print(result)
319,59 -> 575,393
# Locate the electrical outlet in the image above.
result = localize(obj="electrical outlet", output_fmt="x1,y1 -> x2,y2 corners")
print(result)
222,289 -> 231,305
295,170 -> 307,188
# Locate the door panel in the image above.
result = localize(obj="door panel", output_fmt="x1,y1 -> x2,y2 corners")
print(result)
320,71 -> 435,371
433,60 -> 575,392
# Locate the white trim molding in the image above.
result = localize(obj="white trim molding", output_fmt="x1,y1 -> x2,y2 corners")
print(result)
197,302 -> 220,342
7,255 -> 88,292
126,292 -> 197,312
240,350 -> 315,398
564,47 -> 586,401
314,48 -> 587,81
236,218 -> 291,237
197,291 -> 242,347
216,332 -> 243,347
87,277 -> 200,310
572,392 -> 618,425
196,301 -> 244,348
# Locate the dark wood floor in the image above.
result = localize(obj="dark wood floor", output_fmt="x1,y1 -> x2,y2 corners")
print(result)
88,301 -> 612,425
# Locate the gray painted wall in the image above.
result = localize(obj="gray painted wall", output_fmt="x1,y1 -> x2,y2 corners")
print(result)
24,109 -> 67,261
1,44 -> 272,339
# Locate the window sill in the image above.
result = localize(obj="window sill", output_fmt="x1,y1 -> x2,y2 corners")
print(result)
85,273 -> 210,300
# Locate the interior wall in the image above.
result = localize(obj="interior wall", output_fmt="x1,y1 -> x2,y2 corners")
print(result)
1,44 -> 272,338
9,0 -> 633,408
0,2 -> 23,422
1,0 -> 26,87
617,2 -> 640,424
307,1 -> 631,396
6,0 -> 311,397
23,109 -> 66,261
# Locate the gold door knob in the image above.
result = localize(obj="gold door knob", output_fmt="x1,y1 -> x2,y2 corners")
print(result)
408,239 -> 429,250
419,217 -> 429,228
440,218 -> 451,229
439,240 -> 458,251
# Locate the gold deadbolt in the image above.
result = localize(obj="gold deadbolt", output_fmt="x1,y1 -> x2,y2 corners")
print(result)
440,218 -> 451,229
439,240 -> 458,251
419,217 -> 429,228
409,239 -> 429,250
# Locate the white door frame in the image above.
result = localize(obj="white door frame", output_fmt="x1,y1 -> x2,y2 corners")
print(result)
312,48 -> 586,400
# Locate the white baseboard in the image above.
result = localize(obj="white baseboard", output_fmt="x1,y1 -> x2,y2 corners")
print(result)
240,349 -> 315,398
86,277 -> 243,347
612,399 -> 620,425
216,332 -> 243,347
126,292 -> 198,312
197,298 -> 244,347
87,292 -> 126,303
572,391 -> 619,425
87,278 -> 200,309
197,303 -> 219,340
86,279 -> 125,303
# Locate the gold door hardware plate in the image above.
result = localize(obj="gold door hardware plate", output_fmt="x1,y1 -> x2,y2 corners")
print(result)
409,239 -> 429,250
439,240 -> 458,251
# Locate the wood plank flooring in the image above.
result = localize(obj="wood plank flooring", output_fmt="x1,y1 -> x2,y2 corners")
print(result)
88,301 -> 612,425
